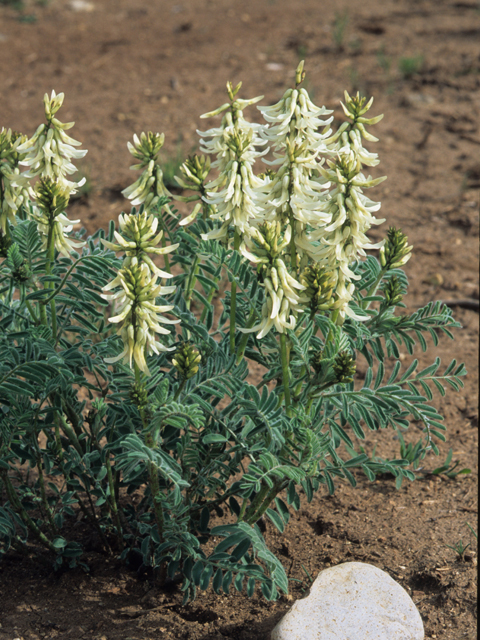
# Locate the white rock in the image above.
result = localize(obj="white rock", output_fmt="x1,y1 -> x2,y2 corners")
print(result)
272,562 -> 424,640
69,0 -> 95,11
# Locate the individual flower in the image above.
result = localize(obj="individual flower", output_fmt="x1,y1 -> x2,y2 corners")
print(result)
0,129 -> 32,233
101,209 -> 178,279
33,178 -> 85,257
15,91 -> 87,194
102,260 -> 178,375
240,222 -> 307,338
122,132 -> 173,214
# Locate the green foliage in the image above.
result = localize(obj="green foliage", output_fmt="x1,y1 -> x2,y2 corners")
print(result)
332,10 -> 349,51
0,77 -> 466,603
398,55 -> 424,79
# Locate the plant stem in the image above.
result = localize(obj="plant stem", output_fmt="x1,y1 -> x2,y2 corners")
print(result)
245,480 -> 286,525
173,377 -> 186,401
1,470 -> 58,554
362,270 -> 388,310
199,274 -> 220,324
241,482 -> 271,523
36,453 -> 57,533
279,332 -> 292,416
105,452 -> 123,548
134,364 -> 166,552
25,300 -> 39,324
326,309 -> 340,343
229,230 -> 241,354
235,308 -> 257,364
42,220 -> 58,337
160,226 -> 171,274
185,254 -> 201,310
58,413 -> 83,455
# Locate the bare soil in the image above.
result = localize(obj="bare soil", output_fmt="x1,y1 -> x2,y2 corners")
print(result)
0,0 -> 478,638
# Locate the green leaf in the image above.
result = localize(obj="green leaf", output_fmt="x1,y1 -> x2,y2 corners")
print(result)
265,508 -> 285,533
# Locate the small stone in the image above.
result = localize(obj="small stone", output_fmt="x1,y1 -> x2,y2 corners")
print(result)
271,562 -> 424,640
69,0 -> 95,11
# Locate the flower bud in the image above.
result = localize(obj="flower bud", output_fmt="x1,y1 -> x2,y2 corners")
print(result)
300,264 -> 335,313
379,227 -> 413,270
172,343 -> 202,380
333,350 -> 356,384
36,178 -> 70,219
381,275 -> 405,307
130,381 -> 149,408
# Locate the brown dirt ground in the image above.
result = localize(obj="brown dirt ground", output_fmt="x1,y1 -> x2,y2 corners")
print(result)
0,0 -> 478,638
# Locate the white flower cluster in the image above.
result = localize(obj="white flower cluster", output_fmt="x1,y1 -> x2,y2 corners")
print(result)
122,132 -> 172,214
241,222 -> 307,338
203,128 -> 266,242
190,66 -> 387,332
11,91 -> 87,256
102,211 -> 179,375
0,129 -> 32,234
16,91 -> 87,194
198,83 -> 267,242
310,91 -> 386,322
258,82 -> 335,265
31,198 -> 85,258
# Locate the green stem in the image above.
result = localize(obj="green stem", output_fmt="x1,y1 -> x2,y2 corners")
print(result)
1,470 -> 58,554
280,332 -> 292,417
362,268 -> 387,310
173,377 -> 186,401
293,365 -> 306,399
58,413 -> 83,456
235,309 -> 257,364
161,234 -> 171,274
229,230 -> 241,354
134,364 -> 166,548
36,453 -> 57,532
185,254 -> 201,310
241,482 -> 270,523
327,309 -> 340,343
290,223 -> 297,272
245,481 -> 286,526
199,275 -> 220,324
42,220 -> 58,337
105,452 -> 123,548
25,300 -> 39,324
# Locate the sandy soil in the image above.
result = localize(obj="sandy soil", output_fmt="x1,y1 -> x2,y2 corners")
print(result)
0,0 -> 478,638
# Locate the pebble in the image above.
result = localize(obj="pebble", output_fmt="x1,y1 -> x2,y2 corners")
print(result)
69,0 -> 95,11
272,562 -> 424,640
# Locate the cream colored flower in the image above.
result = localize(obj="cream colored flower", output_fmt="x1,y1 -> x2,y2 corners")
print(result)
240,222 -> 307,338
0,129 -> 32,233
15,91 -> 87,194
122,132 -> 173,214
33,178 -> 85,257
102,260 -> 178,375
101,209 -> 178,279
257,75 -> 335,265
305,92 -> 386,323
202,129 -> 266,243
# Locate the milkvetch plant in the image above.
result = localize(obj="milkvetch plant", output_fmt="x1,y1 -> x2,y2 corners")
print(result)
0,63 -> 466,603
